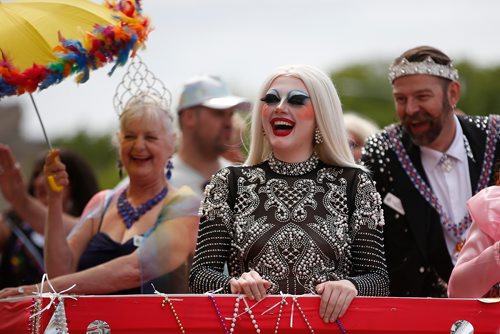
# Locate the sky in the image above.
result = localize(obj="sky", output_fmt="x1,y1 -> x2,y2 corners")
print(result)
3,0 -> 500,142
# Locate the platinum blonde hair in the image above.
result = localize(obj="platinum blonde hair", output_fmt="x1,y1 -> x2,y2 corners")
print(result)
343,112 -> 380,142
114,93 -> 176,147
245,64 -> 363,170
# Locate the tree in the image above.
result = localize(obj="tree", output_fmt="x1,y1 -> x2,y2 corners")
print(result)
54,131 -> 118,189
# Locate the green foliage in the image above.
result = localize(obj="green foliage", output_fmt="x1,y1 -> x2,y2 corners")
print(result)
54,131 -> 119,190
455,62 -> 500,116
331,61 -> 500,127
332,62 -> 396,127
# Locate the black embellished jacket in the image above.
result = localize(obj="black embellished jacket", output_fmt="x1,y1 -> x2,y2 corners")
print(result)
362,115 -> 500,297
189,154 -> 389,296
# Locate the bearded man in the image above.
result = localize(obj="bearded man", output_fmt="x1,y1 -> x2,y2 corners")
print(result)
362,45 -> 500,297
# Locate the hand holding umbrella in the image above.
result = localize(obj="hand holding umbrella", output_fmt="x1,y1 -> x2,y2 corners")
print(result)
44,149 -> 68,193
28,93 -> 63,191
0,0 -> 151,191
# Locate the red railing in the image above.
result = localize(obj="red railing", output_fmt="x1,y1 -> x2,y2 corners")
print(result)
0,295 -> 498,333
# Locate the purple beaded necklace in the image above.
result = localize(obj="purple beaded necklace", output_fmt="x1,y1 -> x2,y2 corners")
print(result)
386,115 -> 498,254
117,186 -> 168,228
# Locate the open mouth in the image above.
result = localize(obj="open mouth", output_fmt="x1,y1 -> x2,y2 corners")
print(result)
131,155 -> 152,163
408,121 -> 429,134
271,118 -> 295,136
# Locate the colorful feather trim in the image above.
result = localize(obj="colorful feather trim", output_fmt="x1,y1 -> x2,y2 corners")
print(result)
0,0 -> 150,98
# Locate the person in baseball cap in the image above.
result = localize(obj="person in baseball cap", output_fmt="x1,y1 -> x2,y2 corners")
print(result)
171,75 -> 251,196
177,75 -> 251,112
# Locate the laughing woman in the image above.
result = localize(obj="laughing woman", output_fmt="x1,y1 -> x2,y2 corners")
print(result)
189,64 -> 389,323
0,94 -> 200,297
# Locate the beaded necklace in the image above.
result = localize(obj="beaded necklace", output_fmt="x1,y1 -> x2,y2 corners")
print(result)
29,297 -> 42,334
117,186 -> 168,228
291,297 -> 347,334
386,115 -> 498,255
231,296 -> 259,333
161,295 -> 185,334
272,296 -> 286,334
208,294 -> 230,334
208,294 -> 348,334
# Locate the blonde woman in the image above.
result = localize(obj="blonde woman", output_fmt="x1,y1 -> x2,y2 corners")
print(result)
0,94 -> 200,296
190,64 -> 388,323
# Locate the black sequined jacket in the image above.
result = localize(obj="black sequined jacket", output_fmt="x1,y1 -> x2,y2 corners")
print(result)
189,154 -> 389,296
362,115 -> 500,297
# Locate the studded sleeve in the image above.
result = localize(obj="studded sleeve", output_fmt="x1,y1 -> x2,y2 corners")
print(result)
346,170 -> 390,296
189,168 -> 235,293
361,131 -> 392,197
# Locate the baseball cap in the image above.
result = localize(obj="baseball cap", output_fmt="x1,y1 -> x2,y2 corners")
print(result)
177,75 -> 252,112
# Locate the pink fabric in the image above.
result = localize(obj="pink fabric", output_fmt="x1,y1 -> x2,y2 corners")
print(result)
448,186 -> 500,298
467,186 -> 500,240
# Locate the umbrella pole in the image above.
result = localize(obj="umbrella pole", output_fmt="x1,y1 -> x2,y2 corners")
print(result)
28,94 -> 62,192
28,93 -> 53,150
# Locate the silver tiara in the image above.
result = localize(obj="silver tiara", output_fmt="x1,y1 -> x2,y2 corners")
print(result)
388,56 -> 459,82
113,55 -> 172,117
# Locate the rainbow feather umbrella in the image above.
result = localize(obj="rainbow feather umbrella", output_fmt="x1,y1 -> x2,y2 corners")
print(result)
0,0 -> 150,95
0,0 -> 150,190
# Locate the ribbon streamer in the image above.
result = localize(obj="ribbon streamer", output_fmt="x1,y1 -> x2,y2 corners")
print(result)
29,274 -> 77,320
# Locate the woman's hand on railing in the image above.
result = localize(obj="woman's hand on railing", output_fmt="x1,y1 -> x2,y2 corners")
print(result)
229,270 -> 272,302
316,279 -> 358,323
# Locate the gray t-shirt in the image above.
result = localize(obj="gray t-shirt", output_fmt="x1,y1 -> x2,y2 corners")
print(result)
169,154 -> 233,197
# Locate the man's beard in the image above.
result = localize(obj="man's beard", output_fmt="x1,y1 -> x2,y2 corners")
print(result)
194,132 -> 230,156
402,98 -> 453,146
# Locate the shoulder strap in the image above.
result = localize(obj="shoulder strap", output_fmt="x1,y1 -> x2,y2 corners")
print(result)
97,190 -> 117,232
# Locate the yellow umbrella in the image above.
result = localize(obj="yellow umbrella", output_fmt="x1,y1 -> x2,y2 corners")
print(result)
0,0 -> 150,94
0,0 -> 119,72
0,0 -> 150,190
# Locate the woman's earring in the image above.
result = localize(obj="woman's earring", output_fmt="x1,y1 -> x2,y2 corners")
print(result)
314,128 -> 323,144
117,160 -> 123,179
166,160 -> 173,180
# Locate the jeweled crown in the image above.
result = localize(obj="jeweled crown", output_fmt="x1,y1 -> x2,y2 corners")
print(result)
113,56 -> 172,118
388,56 -> 459,83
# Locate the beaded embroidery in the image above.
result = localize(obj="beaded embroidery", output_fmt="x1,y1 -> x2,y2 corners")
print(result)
192,159 -> 388,296
268,153 -> 319,176
386,115 -> 499,249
